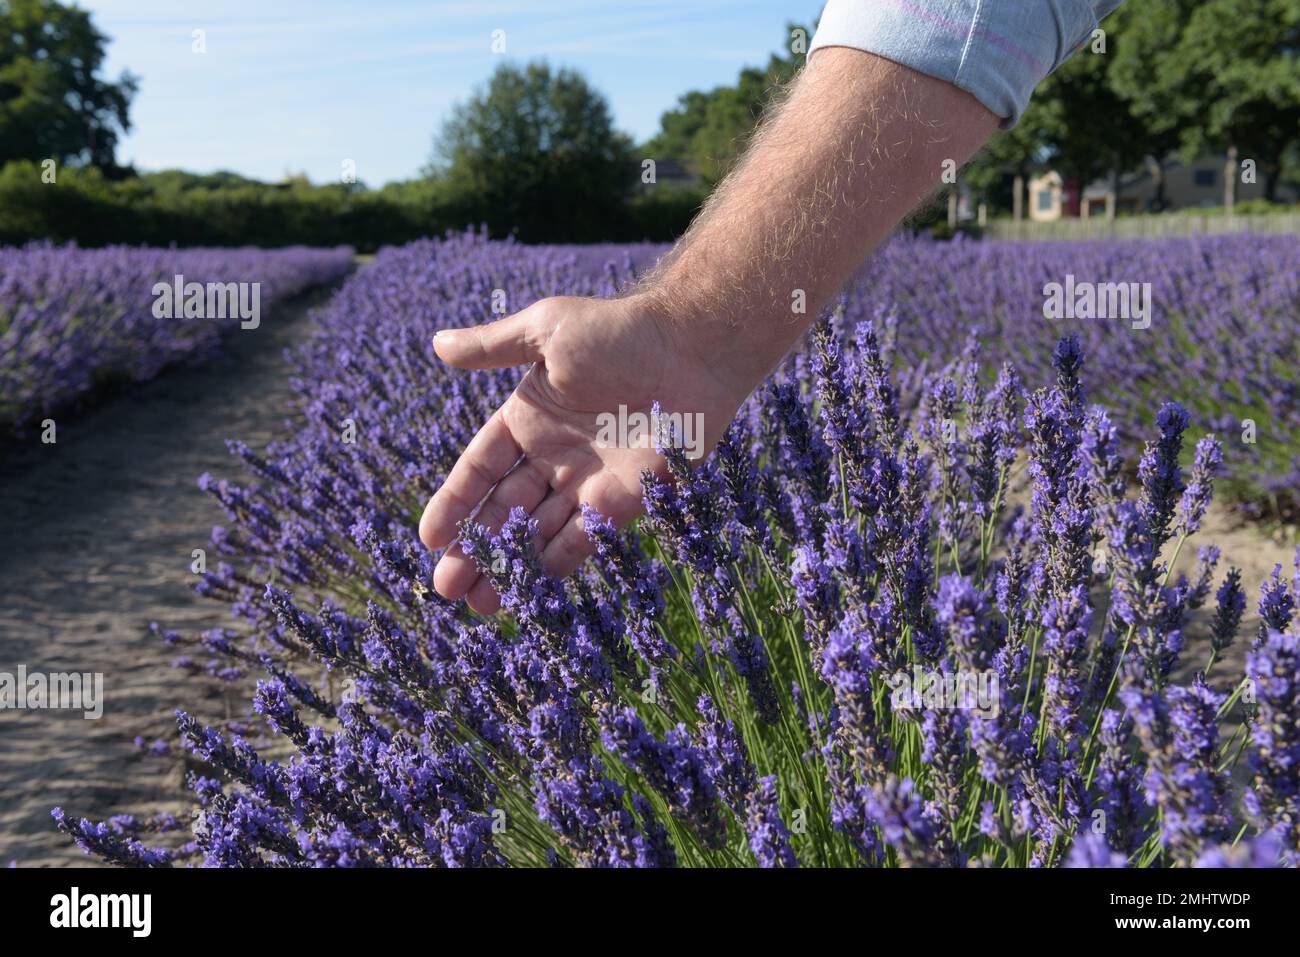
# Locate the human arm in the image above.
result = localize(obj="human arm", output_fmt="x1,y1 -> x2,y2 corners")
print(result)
419,45 -> 998,613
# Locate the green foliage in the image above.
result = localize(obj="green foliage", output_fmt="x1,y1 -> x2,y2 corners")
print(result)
0,54 -> 711,249
0,0 -> 137,170
623,184 -> 708,241
642,24 -> 809,186
1032,5 -> 1174,194
925,0 -> 1300,215
0,159 -> 704,250
0,161 -> 421,250
963,4 -> 1168,214
431,62 -> 637,242
1111,0 -> 1300,200
21,3 -> 1296,245
1170,198 -> 1300,216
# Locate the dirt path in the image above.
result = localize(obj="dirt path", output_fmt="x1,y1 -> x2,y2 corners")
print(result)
0,282 -> 341,867
1164,502 -> 1298,686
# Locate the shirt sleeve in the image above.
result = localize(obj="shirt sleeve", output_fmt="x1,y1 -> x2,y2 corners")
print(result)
808,0 -> 1126,128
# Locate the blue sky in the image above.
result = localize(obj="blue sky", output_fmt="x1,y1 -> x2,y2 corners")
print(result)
79,0 -> 825,187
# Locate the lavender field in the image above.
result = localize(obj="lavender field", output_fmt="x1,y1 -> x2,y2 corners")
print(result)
34,230 -> 1298,869
856,235 -> 1300,518
0,243 -> 354,434
569,234 -> 1300,516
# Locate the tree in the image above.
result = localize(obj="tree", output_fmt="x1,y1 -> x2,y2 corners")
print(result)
965,3 -> 1195,218
430,61 -> 635,242
1033,6 -> 1176,211
642,23 -> 809,185
0,0 -> 137,170
1111,0 -> 1300,201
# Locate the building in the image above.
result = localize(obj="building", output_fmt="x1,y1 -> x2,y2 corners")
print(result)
631,158 -> 702,194
1028,171 -> 1074,220
1027,156 -> 1298,221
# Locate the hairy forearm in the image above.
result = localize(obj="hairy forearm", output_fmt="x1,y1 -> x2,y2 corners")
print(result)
640,47 -> 998,392
424,47 -> 1001,609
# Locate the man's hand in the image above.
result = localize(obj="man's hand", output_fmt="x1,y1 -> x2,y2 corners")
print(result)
421,47 -> 998,613
418,293 -> 746,614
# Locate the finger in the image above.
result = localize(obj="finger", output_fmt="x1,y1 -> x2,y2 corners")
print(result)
538,509 -> 598,580
465,577 -> 502,616
530,489 -> 579,550
535,468 -> 644,560
432,461 -> 550,600
420,413 -> 520,551
432,299 -> 558,370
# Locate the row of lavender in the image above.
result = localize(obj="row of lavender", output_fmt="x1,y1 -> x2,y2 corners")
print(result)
854,234 -> 1300,517
56,231 -> 1299,867
572,234 -> 1300,516
0,242 -> 354,434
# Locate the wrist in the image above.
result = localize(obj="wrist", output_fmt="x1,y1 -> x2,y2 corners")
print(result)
627,286 -> 807,405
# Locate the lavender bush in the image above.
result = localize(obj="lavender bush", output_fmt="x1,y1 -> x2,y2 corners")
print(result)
55,231 -> 1299,867
0,242 -> 354,433
857,234 -> 1300,517
439,233 -> 1300,514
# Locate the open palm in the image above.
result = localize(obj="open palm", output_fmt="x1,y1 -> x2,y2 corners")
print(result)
419,294 -> 742,614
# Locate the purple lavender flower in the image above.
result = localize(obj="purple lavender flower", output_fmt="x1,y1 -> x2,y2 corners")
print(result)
46,233 -> 1300,871
1257,564 -> 1296,643
853,317 -> 902,448
1121,676 -> 1231,862
1137,402 -> 1190,549
1064,832 -> 1127,868
1092,710 -> 1146,854
0,243 -> 352,434
1244,631 -> 1300,853
865,777 -> 953,867
1194,829 -> 1286,868
581,504 -> 675,665
1176,435 -> 1222,535
1210,567 -> 1246,658
746,776 -> 798,867
1051,334 -> 1086,424
51,809 -> 173,868
599,706 -> 727,849
695,694 -> 756,813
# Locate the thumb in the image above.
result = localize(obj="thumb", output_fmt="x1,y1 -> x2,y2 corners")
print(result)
433,300 -> 558,370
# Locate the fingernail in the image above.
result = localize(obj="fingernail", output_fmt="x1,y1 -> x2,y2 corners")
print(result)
434,329 -> 459,339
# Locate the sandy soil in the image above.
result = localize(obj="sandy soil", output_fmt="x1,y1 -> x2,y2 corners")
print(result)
0,284 -> 340,867
1161,500 -> 1298,687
